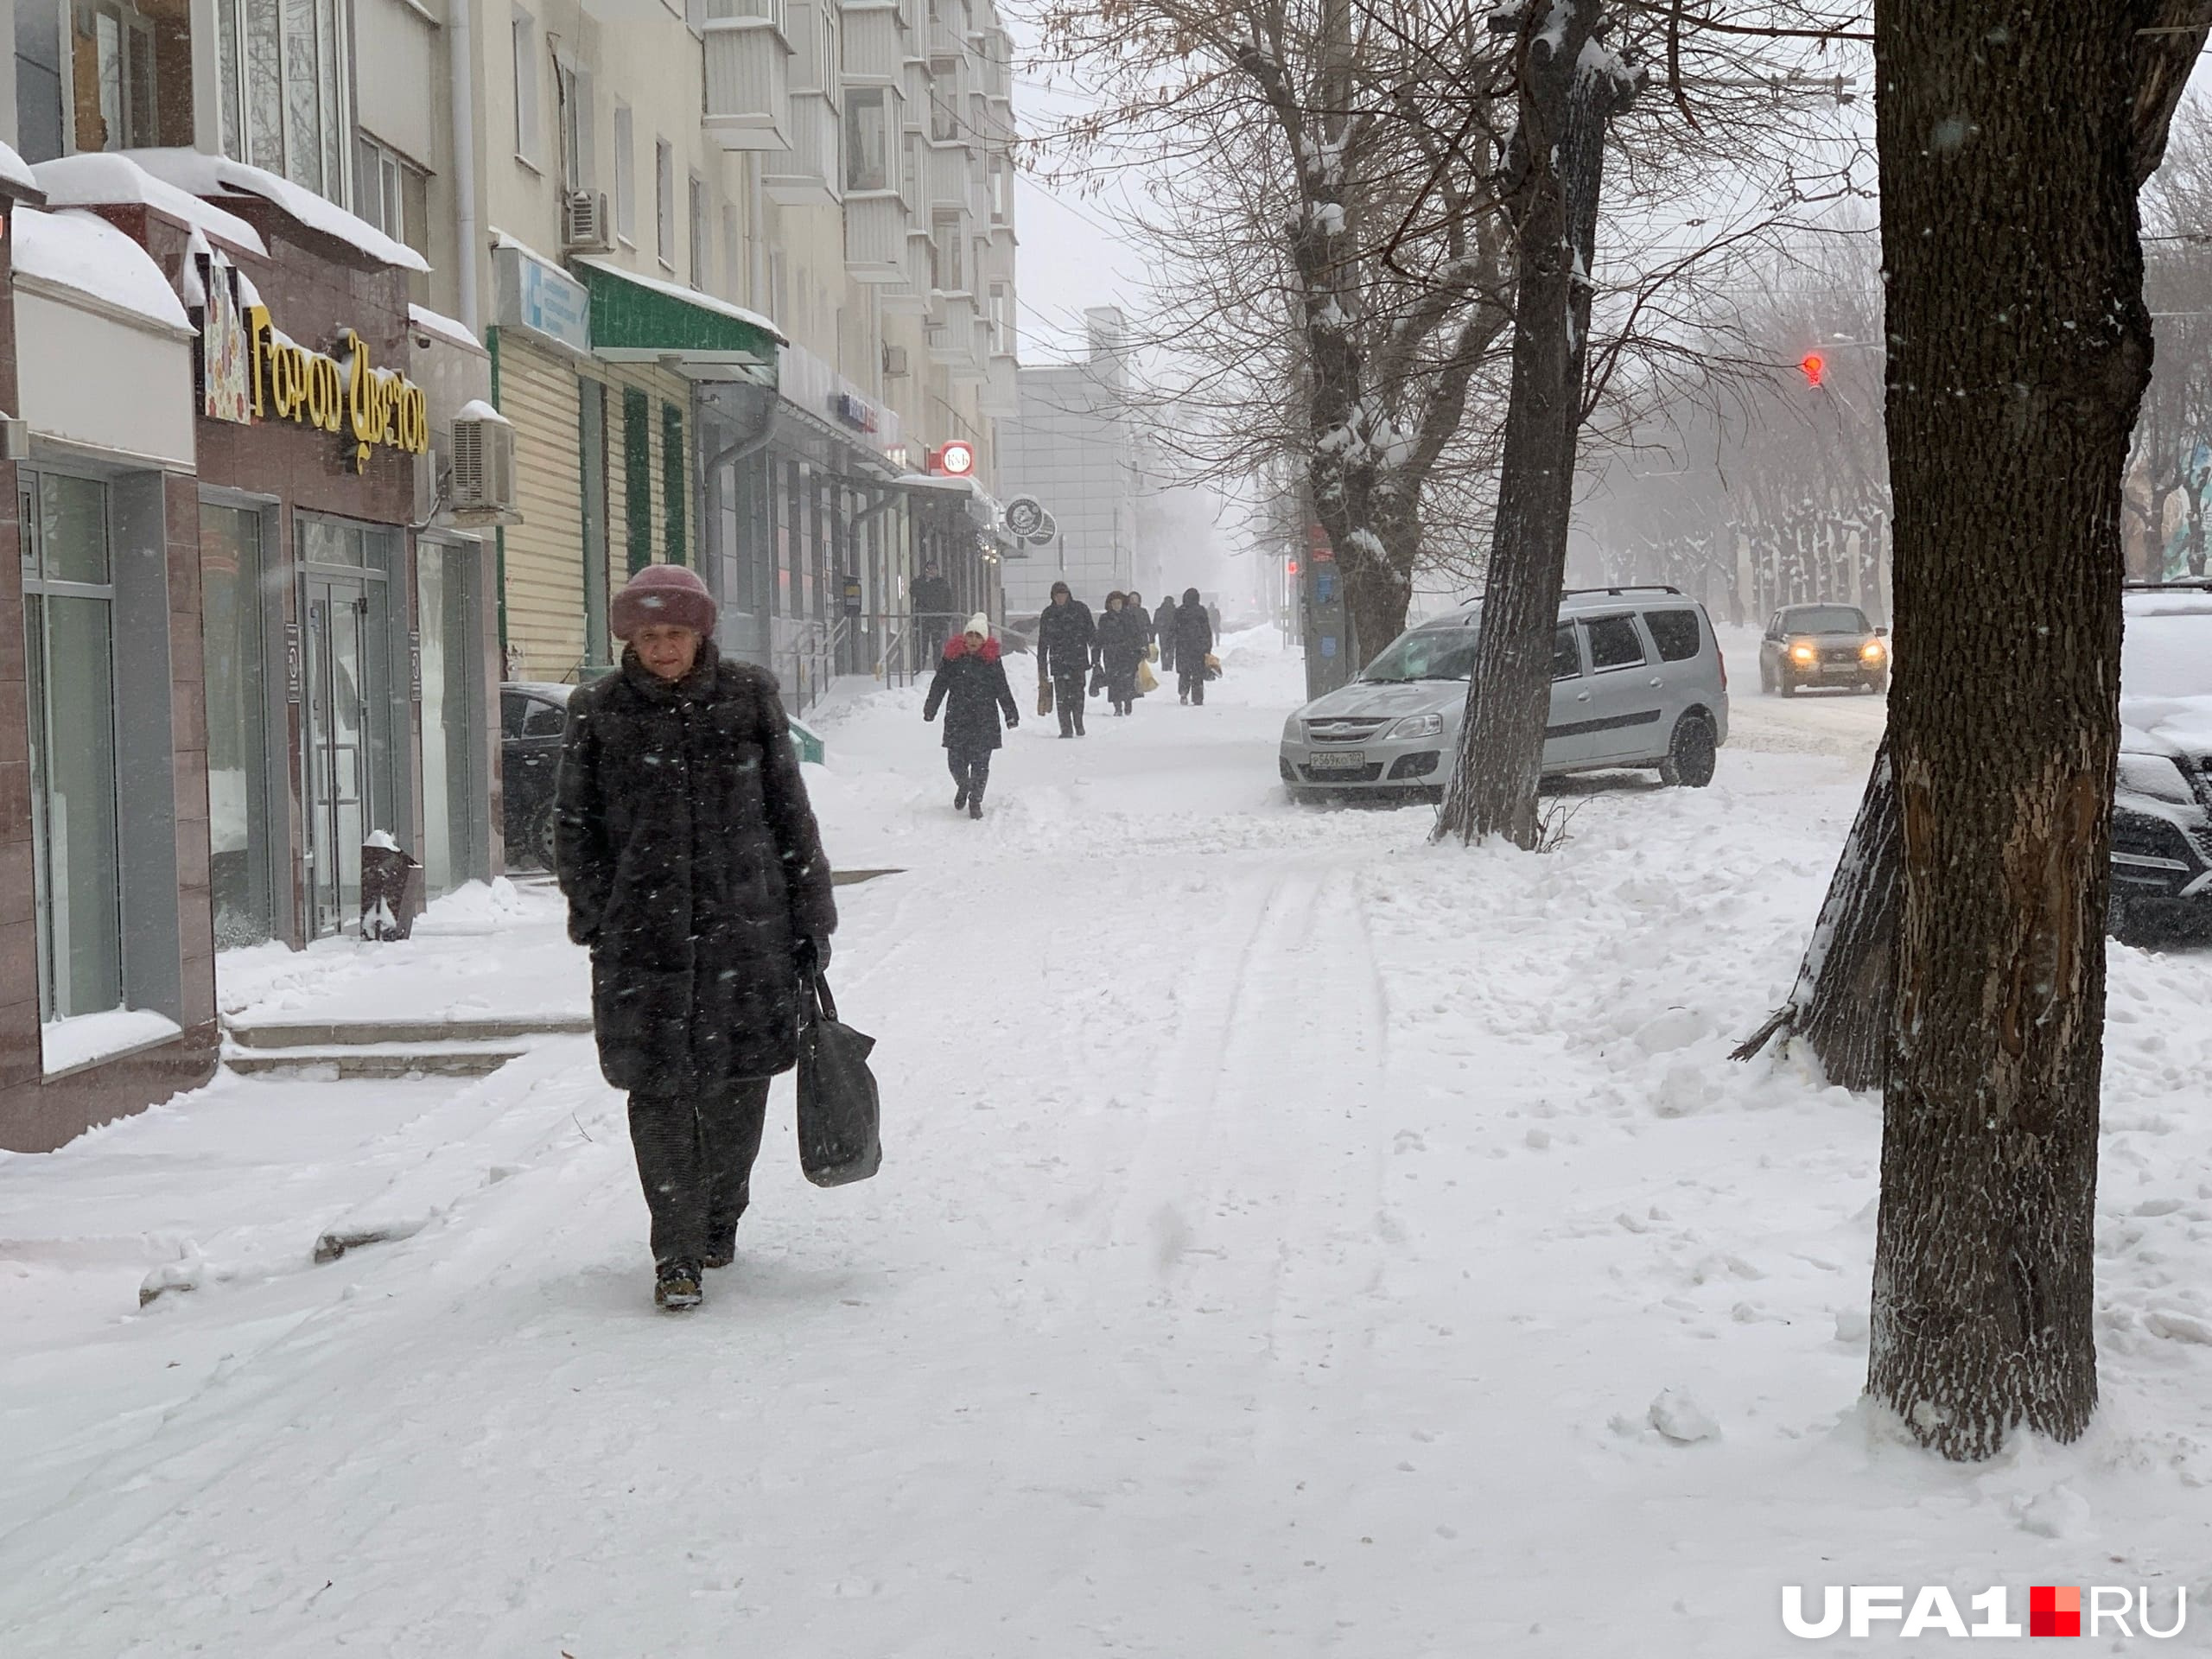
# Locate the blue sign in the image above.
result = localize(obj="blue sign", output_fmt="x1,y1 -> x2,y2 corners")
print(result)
1321,635 -> 1338,658
1316,569 -> 1338,604
493,245 -> 591,354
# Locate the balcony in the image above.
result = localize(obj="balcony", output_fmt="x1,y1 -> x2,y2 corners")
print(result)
980,350 -> 1019,417
764,91 -> 842,205
880,232 -> 933,315
845,192 -> 912,283
702,2 -> 794,150
927,289 -> 978,363
925,141 -> 971,209
842,2 -> 908,81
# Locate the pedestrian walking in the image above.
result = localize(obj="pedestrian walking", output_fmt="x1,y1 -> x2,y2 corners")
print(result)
924,613 -> 1020,817
1154,593 -> 1180,675
1036,580 -> 1096,738
1098,592 -> 1146,715
555,565 -> 837,1313
912,563 -> 957,662
1174,587 -> 1215,706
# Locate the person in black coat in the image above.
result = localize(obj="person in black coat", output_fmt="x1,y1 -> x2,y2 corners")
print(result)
1154,594 -> 1180,675
912,563 -> 957,660
1097,592 -> 1146,715
1173,587 -> 1215,706
556,564 -> 838,1312
924,613 -> 1020,817
1035,580 -> 1097,737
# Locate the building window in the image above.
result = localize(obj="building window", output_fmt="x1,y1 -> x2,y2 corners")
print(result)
200,503 -> 274,950
612,103 -> 635,243
214,0 -> 349,199
354,136 -> 428,257
558,61 -> 593,191
624,387 -> 653,575
655,138 -> 674,269
929,209 -> 963,293
662,403 -> 688,567
21,473 -> 123,1024
512,10 -> 541,164
989,155 -> 1011,224
988,283 -> 1011,353
844,87 -> 890,194
689,173 -> 709,289
928,58 -> 960,141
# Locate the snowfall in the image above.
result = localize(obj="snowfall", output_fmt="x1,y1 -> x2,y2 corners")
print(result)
4,631 -> 2210,1657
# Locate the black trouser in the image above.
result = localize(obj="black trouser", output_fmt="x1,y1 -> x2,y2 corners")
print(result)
947,744 -> 993,801
1179,665 -> 1206,705
1052,670 -> 1088,734
628,1078 -> 772,1266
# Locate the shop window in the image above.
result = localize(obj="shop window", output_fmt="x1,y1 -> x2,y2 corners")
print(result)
417,543 -> 482,899
612,103 -> 636,243
580,383 -> 612,665
844,87 -> 891,194
200,504 -> 276,949
214,0 -> 350,200
662,403 -> 688,567
21,474 -> 123,1025
624,387 -> 653,575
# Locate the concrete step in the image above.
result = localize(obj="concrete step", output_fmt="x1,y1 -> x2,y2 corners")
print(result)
224,1015 -> 594,1050
224,1044 -> 529,1080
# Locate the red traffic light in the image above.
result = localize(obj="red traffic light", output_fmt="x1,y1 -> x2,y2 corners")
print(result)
1799,352 -> 1827,389
1287,558 -> 1300,576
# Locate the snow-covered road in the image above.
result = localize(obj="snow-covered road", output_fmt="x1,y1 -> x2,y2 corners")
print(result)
5,634 -> 2210,1656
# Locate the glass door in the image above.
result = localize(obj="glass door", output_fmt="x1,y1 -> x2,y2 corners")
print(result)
299,559 -> 392,938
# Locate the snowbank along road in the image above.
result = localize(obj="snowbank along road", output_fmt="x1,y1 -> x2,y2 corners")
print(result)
3,632 -> 2209,1656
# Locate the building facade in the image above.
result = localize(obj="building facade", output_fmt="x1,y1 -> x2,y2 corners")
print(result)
998,307 -> 1142,619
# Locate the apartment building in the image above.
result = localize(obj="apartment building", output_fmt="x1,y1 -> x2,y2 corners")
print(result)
998,307 -> 1142,618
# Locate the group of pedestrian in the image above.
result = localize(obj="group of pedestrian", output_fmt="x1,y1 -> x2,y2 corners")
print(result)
1024,581 -> 1220,733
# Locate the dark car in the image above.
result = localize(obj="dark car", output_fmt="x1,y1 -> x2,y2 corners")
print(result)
1757,603 -> 1890,696
2111,583 -> 2212,944
501,682 -> 573,870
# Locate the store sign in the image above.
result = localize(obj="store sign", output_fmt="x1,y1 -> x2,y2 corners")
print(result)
493,244 -> 593,355
244,308 -> 430,473
200,252 -> 253,424
931,440 -> 976,477
830,391 -> 879,434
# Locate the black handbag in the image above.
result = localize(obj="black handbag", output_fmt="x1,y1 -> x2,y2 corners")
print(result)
796,972 -> 883,1186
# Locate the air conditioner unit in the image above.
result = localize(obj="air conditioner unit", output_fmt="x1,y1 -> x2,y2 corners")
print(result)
450,408 -> 518,518
562,191 -> 613,253
882,344 -> 911,378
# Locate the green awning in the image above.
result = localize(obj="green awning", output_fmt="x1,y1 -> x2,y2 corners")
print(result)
575,257 -> 783,383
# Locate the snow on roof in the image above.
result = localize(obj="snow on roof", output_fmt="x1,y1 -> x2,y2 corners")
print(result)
13,207 -> 193,334
0,139 -> 37,195
124,149 -> 429,272
457,398 -> 512,425
408,303 -> 486,355
572,255 -> 787,343
30,153 -> 267,257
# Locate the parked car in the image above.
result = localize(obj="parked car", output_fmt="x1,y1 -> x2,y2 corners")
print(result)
501,682 -> 573,870
1279,587 -> 1731,803
1757,603 -> 1890,696
2112,582 -> 2212,943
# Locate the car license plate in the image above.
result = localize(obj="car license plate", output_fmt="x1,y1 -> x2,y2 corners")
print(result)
1307,750 -> 1367,771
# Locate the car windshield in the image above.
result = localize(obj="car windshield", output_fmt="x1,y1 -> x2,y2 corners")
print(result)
1784,606 -> 1872,635
1361,626 -> 1480,683
2122,608 -> 2212,701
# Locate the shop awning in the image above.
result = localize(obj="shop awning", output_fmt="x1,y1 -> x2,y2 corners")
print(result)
575,257 -> 784,384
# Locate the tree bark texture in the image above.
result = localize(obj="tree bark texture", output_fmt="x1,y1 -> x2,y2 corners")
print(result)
1866,0 -> 2152,1460
1732,736 -> 1898,1090
1438,3 -> 1632,847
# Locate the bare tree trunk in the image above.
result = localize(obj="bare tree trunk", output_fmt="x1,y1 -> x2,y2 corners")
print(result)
1732,736 -> 1898,1089
1864,0 -> 2154,1460
1437,3 -> 1636,847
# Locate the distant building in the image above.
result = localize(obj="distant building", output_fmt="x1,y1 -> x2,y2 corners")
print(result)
998,307 -> 1141,616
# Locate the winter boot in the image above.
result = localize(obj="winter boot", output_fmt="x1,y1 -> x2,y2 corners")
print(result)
1075,709 -> 1087,736
1058,706 -> 1075,739
955,777 -> 970,810
969,774 -> 988,820
702,1231 -> 738,1270
655,1259 -> 703,1310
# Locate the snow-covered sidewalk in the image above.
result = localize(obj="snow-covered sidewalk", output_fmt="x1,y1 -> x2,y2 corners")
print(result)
3,632 -> 2209,1656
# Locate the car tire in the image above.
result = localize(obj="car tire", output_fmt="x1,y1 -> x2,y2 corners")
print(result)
1759,662 -> 1776,695
1779,673 -> 1800,698
1659,714 -> 1719,788
519,800 -> 559,872
1864,672 -> 1889,696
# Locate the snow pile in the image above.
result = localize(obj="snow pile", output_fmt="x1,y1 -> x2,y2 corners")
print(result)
124,149 -> 429,272
0,138 -> 37,194
11,208 -> 194,332
37,1007 -> 183,1076
408,303 -> 486,354
29,153 -> 267,256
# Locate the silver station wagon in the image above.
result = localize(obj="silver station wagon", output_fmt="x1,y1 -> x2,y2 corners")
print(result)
1280,587 -> 1732,801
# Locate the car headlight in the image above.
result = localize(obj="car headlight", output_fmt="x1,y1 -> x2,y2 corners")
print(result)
1283,715 -> 1305,742
1391,713 -> 1446,741
1789,643 -> 1817,664
1860,640 -> 1886,661
2117,753 -> 2196,805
